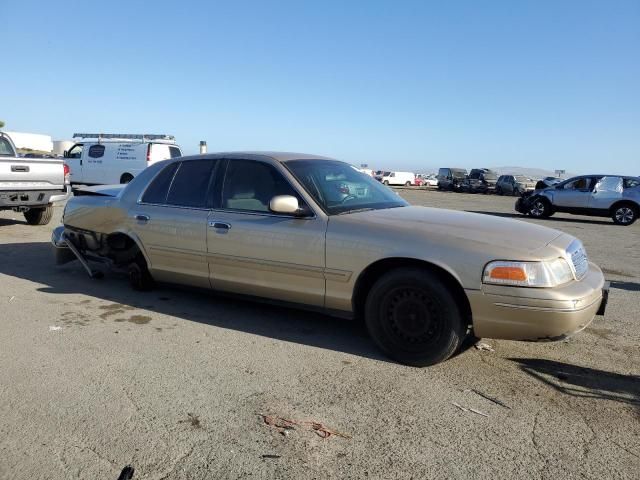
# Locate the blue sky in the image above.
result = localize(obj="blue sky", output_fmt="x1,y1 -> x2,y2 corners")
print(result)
3,0 -> 639,174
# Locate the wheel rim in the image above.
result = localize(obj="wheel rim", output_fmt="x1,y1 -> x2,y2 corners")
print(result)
382,287 -> 442,348
615,207 -> 634,224
530,201 -> 545,217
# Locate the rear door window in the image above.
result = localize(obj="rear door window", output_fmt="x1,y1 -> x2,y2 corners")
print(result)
141,163 -> 179,204
0,137 -> 14,156
169,146 -> 182,158
166,160 -> 217,208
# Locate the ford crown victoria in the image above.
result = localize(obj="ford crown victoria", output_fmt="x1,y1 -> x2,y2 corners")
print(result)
52,152 -> 608,366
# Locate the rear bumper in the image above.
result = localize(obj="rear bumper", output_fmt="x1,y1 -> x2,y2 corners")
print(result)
0,185 -> 71,208
467,262 -> 607,341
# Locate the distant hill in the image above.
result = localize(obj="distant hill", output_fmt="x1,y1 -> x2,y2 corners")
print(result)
491,166 -> 575,180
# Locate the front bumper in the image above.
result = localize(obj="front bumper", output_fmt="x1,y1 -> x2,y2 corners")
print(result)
467,262 -> 607,341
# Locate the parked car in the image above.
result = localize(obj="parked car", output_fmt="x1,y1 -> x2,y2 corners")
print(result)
64,133 -> 182,185
461,168 -> 498,194
0,131 -> 71,225
52,152 -> 608,367
417,174 -> 438,187
516,174 -> 640,225
437,168 -> 467,191
495,175 -> 537,196
380,171 -> 416,186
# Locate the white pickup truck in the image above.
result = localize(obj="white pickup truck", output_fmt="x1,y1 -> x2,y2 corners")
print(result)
0,132 -> 71,225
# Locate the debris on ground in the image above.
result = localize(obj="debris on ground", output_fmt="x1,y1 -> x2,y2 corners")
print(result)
474,342 -> 495,352
116,465 -> 135,480
49,326 -> 62,332
466,389 -> 511,409
8,296 -> 15,303
261,454 -> 281,459
452,402 -> 489,417
260,414 -> 351,440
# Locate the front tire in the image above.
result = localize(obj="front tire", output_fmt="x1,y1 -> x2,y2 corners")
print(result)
405,181 -> 411,187
364,268 -> 465,367
612,203 -> 638,226
24,205 -> 54,225
528,197 -> 552,218
383,180 -> 389,186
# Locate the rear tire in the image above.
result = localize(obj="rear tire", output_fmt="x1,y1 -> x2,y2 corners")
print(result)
24,205 -> 54,225
364,268 -> 465,367
611,203 -> 638,226
120,173 -> 134,184
128,254 -> 154,291
405,181 -> 411,186
383,180 -> 389,186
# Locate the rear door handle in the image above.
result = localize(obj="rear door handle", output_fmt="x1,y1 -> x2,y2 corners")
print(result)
135,214 -> 150,223
208,221 -> 231,230
11,165 -> 29,172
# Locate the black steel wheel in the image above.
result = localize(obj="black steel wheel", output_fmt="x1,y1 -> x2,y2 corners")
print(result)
365,268 -> 465,366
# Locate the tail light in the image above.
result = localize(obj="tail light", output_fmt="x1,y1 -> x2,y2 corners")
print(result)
63,163 -> 70,184
146,144 -> 152,163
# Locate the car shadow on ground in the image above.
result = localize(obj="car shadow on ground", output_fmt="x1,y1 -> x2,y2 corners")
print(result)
510,358 -> 640,408
610,280 -> 640,292
0,217 -> 27,226
467,210 -> 615,226
0,241 -> 396,363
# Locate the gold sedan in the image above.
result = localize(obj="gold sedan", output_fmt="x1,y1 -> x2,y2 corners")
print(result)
52,152 -> 608,366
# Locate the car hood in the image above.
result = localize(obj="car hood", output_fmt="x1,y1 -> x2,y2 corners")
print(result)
344,206 -> 564,253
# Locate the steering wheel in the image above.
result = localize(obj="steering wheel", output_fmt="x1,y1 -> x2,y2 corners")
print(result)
341,194 -> 358,204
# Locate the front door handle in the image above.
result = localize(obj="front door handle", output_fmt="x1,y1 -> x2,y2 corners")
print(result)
208,221 -> 231,230
135,214 -> 150,223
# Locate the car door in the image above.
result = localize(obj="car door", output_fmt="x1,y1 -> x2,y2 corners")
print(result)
131,159 -> 218,288
207,158 -> 327,307
553,177 -> 592,209
65,143 -> 84,183
589,176 -> 622,211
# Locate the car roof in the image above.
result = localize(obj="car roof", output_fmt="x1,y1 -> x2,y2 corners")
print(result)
176,151 -> 337,163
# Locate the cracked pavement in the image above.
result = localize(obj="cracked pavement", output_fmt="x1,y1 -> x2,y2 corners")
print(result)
0,190 -> 638,479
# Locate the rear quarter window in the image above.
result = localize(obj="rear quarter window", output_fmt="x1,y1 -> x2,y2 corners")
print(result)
141,163 -> 179,204
169,146 -> 182,158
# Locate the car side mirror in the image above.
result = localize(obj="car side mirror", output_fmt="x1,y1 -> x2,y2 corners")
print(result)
269,195 -> 308,216
63,150 -> 68,158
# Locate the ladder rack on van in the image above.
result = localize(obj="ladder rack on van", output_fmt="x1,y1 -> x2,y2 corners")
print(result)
72,133 -> 176,143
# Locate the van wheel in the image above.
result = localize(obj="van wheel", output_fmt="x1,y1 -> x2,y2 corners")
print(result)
364,268 -> 465,367
24,205 -> 54,225
405,181 -> 411,186
528,197 -> 552,218
383,180 -> 389,185
120,173 -> 134,184
128,254 -> 154,291
611,203 -> 637,225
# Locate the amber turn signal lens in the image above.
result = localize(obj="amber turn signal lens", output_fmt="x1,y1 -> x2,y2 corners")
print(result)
489,266 -> 527,281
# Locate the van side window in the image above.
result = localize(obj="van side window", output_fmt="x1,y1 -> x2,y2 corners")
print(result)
169,146 -> 182,158
166,160 -> 217,208
88,145 -> 105,158
67,144 -> 83,159
141,163 -> 179,204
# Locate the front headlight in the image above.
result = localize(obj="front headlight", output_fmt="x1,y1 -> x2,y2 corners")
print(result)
483,259 -> 574,287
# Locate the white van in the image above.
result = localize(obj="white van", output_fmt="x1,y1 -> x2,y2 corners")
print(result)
64,133 -> 182,185
381,171 -> 416,186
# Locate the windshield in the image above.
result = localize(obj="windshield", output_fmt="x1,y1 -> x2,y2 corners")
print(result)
452,170 -> 467,178
0,137 -> 15,156
515,175 -> 531,182
483,173 -> 497,181
285,159 -> 408,215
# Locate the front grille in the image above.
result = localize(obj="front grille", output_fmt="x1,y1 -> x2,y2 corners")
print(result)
568,241 -> 589,280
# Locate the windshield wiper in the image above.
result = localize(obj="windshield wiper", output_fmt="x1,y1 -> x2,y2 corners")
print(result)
335,207 -> 377,215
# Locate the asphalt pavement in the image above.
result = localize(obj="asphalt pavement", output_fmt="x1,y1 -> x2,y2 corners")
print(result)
0,190 -> 638,479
